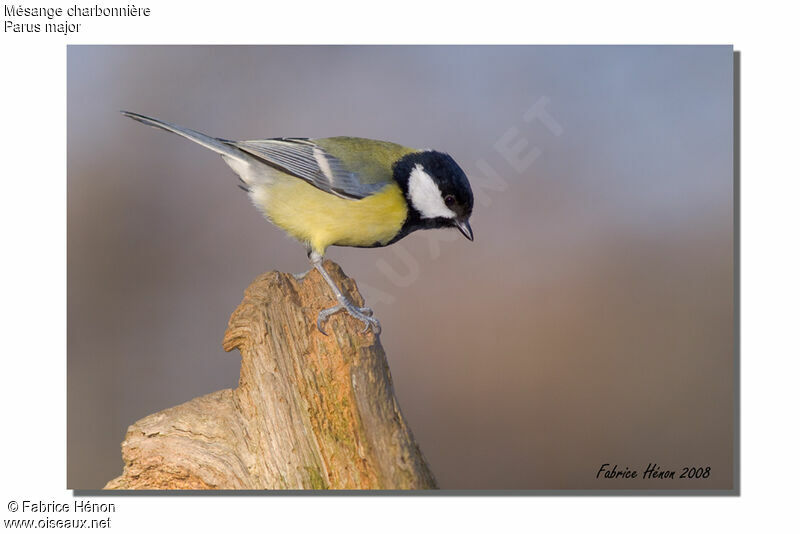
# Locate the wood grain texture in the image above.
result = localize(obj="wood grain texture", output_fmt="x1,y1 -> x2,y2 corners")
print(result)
105,261 -> 437,490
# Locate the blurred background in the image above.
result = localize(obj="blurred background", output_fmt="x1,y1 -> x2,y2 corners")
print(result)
67,46 -> 734,490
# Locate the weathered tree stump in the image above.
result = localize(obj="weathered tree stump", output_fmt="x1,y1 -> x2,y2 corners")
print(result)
105,261 -> 437,490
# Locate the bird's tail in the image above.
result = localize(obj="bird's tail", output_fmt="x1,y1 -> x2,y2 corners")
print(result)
121,111 -> 273,188
120,111 -> 251,164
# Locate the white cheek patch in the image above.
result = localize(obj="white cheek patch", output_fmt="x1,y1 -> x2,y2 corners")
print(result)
408,164 -> 457,219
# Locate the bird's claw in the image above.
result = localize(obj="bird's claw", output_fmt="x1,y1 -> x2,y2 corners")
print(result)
316,301 -> 381,335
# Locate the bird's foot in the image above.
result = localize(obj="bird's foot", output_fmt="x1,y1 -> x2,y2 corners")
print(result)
316,299 -> 381,335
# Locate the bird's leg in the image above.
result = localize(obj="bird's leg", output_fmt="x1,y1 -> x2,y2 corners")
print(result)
308,250 -> 381,335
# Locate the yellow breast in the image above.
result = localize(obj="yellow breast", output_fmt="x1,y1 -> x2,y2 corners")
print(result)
250,177 -> 408,255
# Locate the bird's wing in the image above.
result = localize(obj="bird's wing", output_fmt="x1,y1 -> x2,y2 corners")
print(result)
228,138 -> 391,199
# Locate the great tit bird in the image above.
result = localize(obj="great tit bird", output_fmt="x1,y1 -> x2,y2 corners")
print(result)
121,112 -> 474,335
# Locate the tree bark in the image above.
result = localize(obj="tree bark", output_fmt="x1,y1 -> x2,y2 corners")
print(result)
105,261 -> 437,490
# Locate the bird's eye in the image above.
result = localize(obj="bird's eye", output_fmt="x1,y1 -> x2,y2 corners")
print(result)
444,194 -> 456,206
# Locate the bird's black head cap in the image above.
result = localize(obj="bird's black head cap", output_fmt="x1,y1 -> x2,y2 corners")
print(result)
392,150 -> 474,241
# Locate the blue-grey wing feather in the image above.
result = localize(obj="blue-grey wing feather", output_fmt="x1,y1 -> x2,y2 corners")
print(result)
229,139 -> 387,199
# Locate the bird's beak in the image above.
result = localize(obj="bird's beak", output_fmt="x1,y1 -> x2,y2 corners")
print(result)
455,219 -> 474,241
